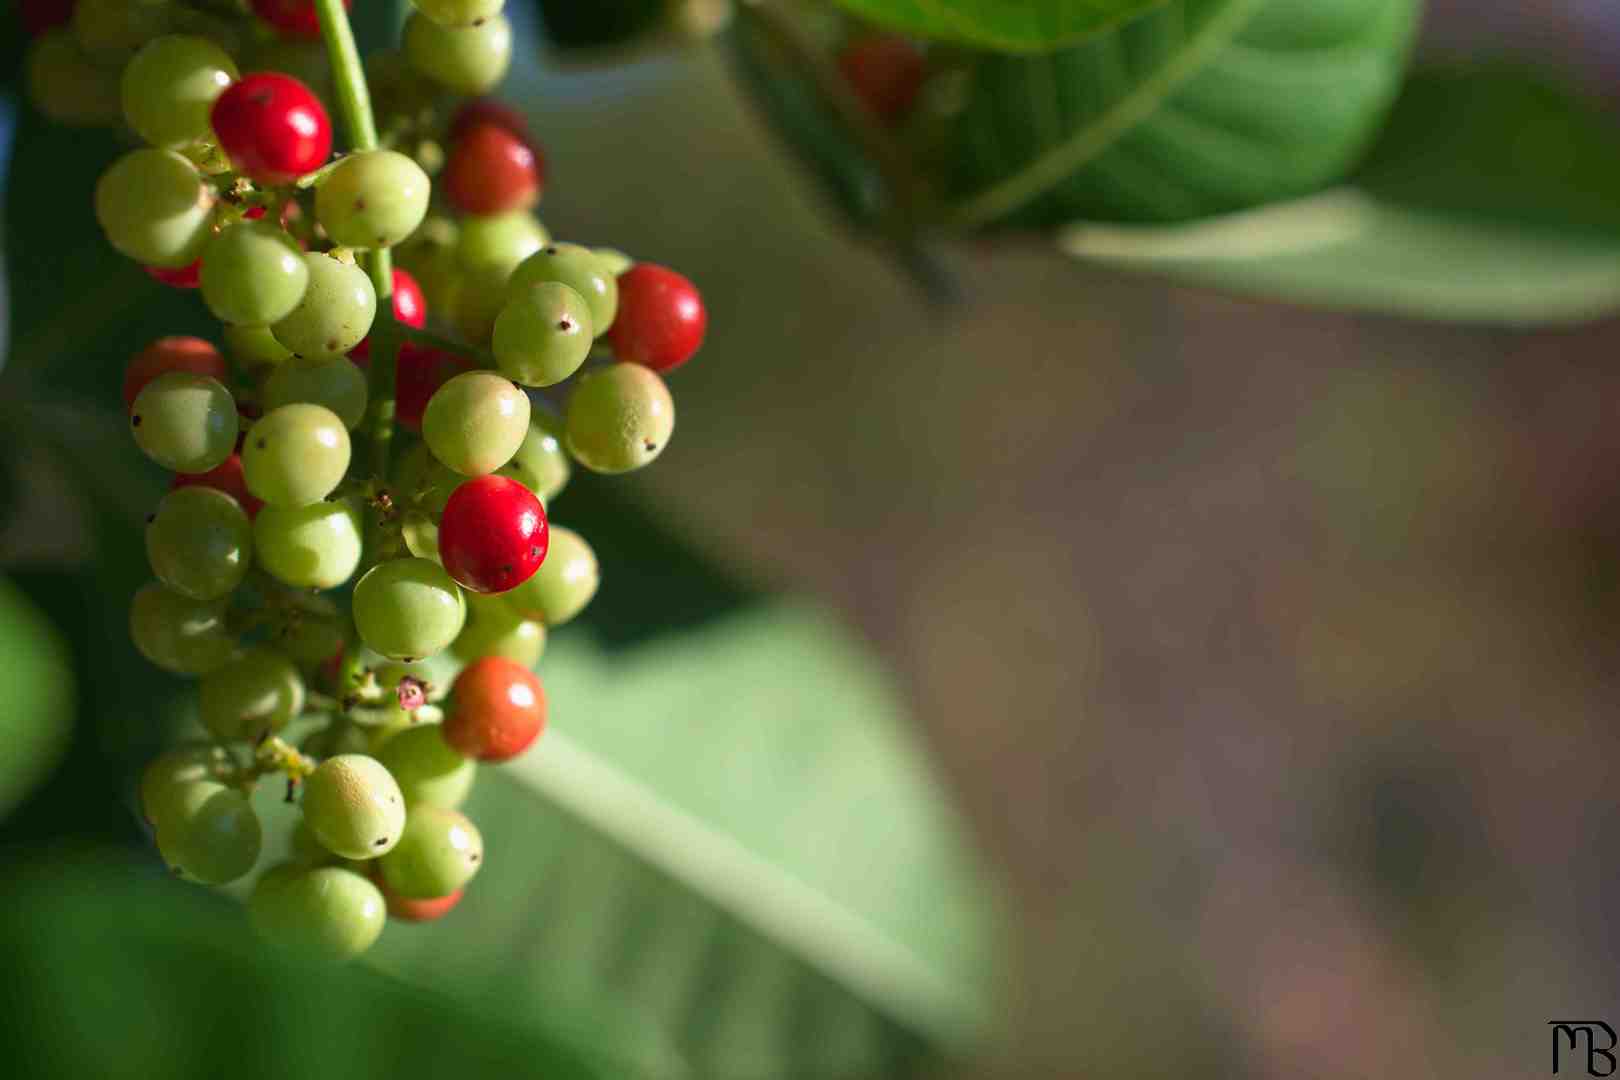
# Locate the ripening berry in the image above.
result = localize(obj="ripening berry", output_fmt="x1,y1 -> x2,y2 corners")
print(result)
607,263 -> 706,372
443,121 -> 541,216
389,344 -> 476,432
443,655 -> 546,762
439,475 -> 548,594
123,336 -> 228,413
211,72 -> 333,185
350,268 -> 428,360
837,33 -> 926,128
173,454 -> 264,519
251,0 -> 353,40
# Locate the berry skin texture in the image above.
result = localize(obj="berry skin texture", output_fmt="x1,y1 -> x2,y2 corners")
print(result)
200,221 -> 310,327
403,12 -> 512,95
389,345 -> 474,432
500,525 -> 597,627
249,864 -> 386,959
443,121 -> 540,216
95,149 -> 215,269
130,371 -> 240,475
351,268 -> 427,361
608,264 -> 706,372
198,647 -> 306,741
262,357 -> 369,430
377,871 -> 464,922
352,557 -> 468,661
211,73 -> 333,185
146,485 -> 253,601
444,656 -> 546,763
509,243 -> 617,337
154,781 -> 263,885
271,251 -> 378,361
302,754 -> 407,860
495,416 -> 570,504
378,805 -> 483,899
242,403 -> 351,507
421,371 -> 531,476
439,475 -> 548,594
375,723 -> 477,809
253,499 -> 364,589
173,454 -> 264,519
130,582 -> 236,675
123,336 -> 227,412
564,362 -> 675,475
838,34 -> 926,128
141,744 -> 234,829
315,150 -> 432,250
122,35 -> 239,151
414,0 -> 506,28
492,281 -> 593,388
251,0 -> 353,40
27,29 -> 124,127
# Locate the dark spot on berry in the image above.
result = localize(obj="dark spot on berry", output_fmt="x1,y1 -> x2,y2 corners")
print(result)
256,438 -> 267,449
530,547 -> 541,558
248,90 -> 272,106
377,235 -> 387,245
374,837 -> 388,846
403,657 -> 415,663
132,415 -> 143,427
644,441 -> 657,452
354,198 -> 366,211
557,319 -> 573,332
145,514 -> 156,525
326,340 -> 341,352
469,853 -> 479,862
545,246 -> 557,255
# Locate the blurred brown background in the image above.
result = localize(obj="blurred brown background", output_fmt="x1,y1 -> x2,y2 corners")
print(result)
524,1 -> 1620,1074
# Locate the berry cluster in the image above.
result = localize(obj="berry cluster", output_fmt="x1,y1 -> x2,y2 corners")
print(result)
25,0 -> 706,957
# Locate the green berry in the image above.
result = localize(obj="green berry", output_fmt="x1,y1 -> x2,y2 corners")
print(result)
592,247 -> 634,276
224,324 -> 295,371
393,440 -> 463,515
129,581 -> 236,675
140,744 -> 233,829
301,754 -> 407,860
95,148 -> 214,268
146,485 -> 252,601
121,35 -> 237,150
493,281 -> 593,388
378,804 -> 482,899
452,592 -> 545,666
253,498 -> 364,589
494,414 -> 570,504
242,403 -> 351,508
413,0 -> 506,27
249,864 -> 386,958
200,221 -> 309,327
353,557 -> 468,661
198,647 -> 305,741
421,372 -> 530,476
315,150 -> 432,250
564,362 -> 674,474
271,252 -> 377,361
26,30 -> 122,127
262,358 -> 369,430
376,723 -> 476,809
501,525 -> 596,626
155,780 -> 262,885
73,0 -> 175,65
458,211 -> 548,272
403,11 -> 512,95
509,243 -> 618,336
130,371 -> 239,474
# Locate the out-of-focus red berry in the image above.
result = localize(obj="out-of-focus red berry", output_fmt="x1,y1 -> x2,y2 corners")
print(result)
837,34 -> 926,128
249,0 -> 351,40
171,454 -> 264,518
443,122 -> 543,216
350,268 -> 427,360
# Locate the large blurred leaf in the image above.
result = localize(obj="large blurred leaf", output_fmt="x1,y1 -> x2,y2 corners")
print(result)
0,854 -> 613,1080
1060,66 -> 1620,325
364,606 -> 996,1078
945,0 -> 1420,228
0,573 -> 72,817
831,0 -> 1170,53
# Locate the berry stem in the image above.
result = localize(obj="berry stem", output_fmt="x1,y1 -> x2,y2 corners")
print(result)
313,0 -> 399,536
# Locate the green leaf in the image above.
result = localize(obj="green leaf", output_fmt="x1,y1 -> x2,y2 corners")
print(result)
831,0 -> 1171,53
946,0 -> 1421,228
361,605 -> 997,1077
1060,66 -> 1620,325
0,573 -> 73,818
0,853 -> 615,1080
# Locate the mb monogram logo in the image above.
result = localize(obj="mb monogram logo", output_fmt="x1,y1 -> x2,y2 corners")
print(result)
1551,1021 -> 1618,1076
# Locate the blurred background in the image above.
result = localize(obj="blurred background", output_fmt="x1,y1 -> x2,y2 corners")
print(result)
3,0 -> 1620,1077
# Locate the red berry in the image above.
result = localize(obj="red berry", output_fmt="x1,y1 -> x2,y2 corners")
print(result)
607,264 -> 706,373
172,454 -> 264,518
211,73 -> 332,185
123,336 -> 228,412
350,268 -> 427,360
444,656 -> 547,763
20,0 -> 74,36
386,345 -> 475,432
145,261 -> 201,289
838,34 -> 925,128
443,122 -> 542,216
371,866 -> 463,921
249,0 -> 351,40
449,99 -> 533,146
438,475 -> 548,595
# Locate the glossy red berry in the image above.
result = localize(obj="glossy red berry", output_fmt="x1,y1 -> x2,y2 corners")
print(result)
20,0 -> 75,36
250,0 -> 351,39
372,866 -> 463,921
123,336 -> 229,412
444,656 -> 547,763
438,475 -> 548,595
383,344 -> 476,432
449,99 -> 532,145
171,453 -> 264,518
607,264 -> 707,373
838,34 -> 926,128
443,122 -> 542,216
210,73 -> 332,185
350,268 -> 427,360
145,261 -> 201,289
